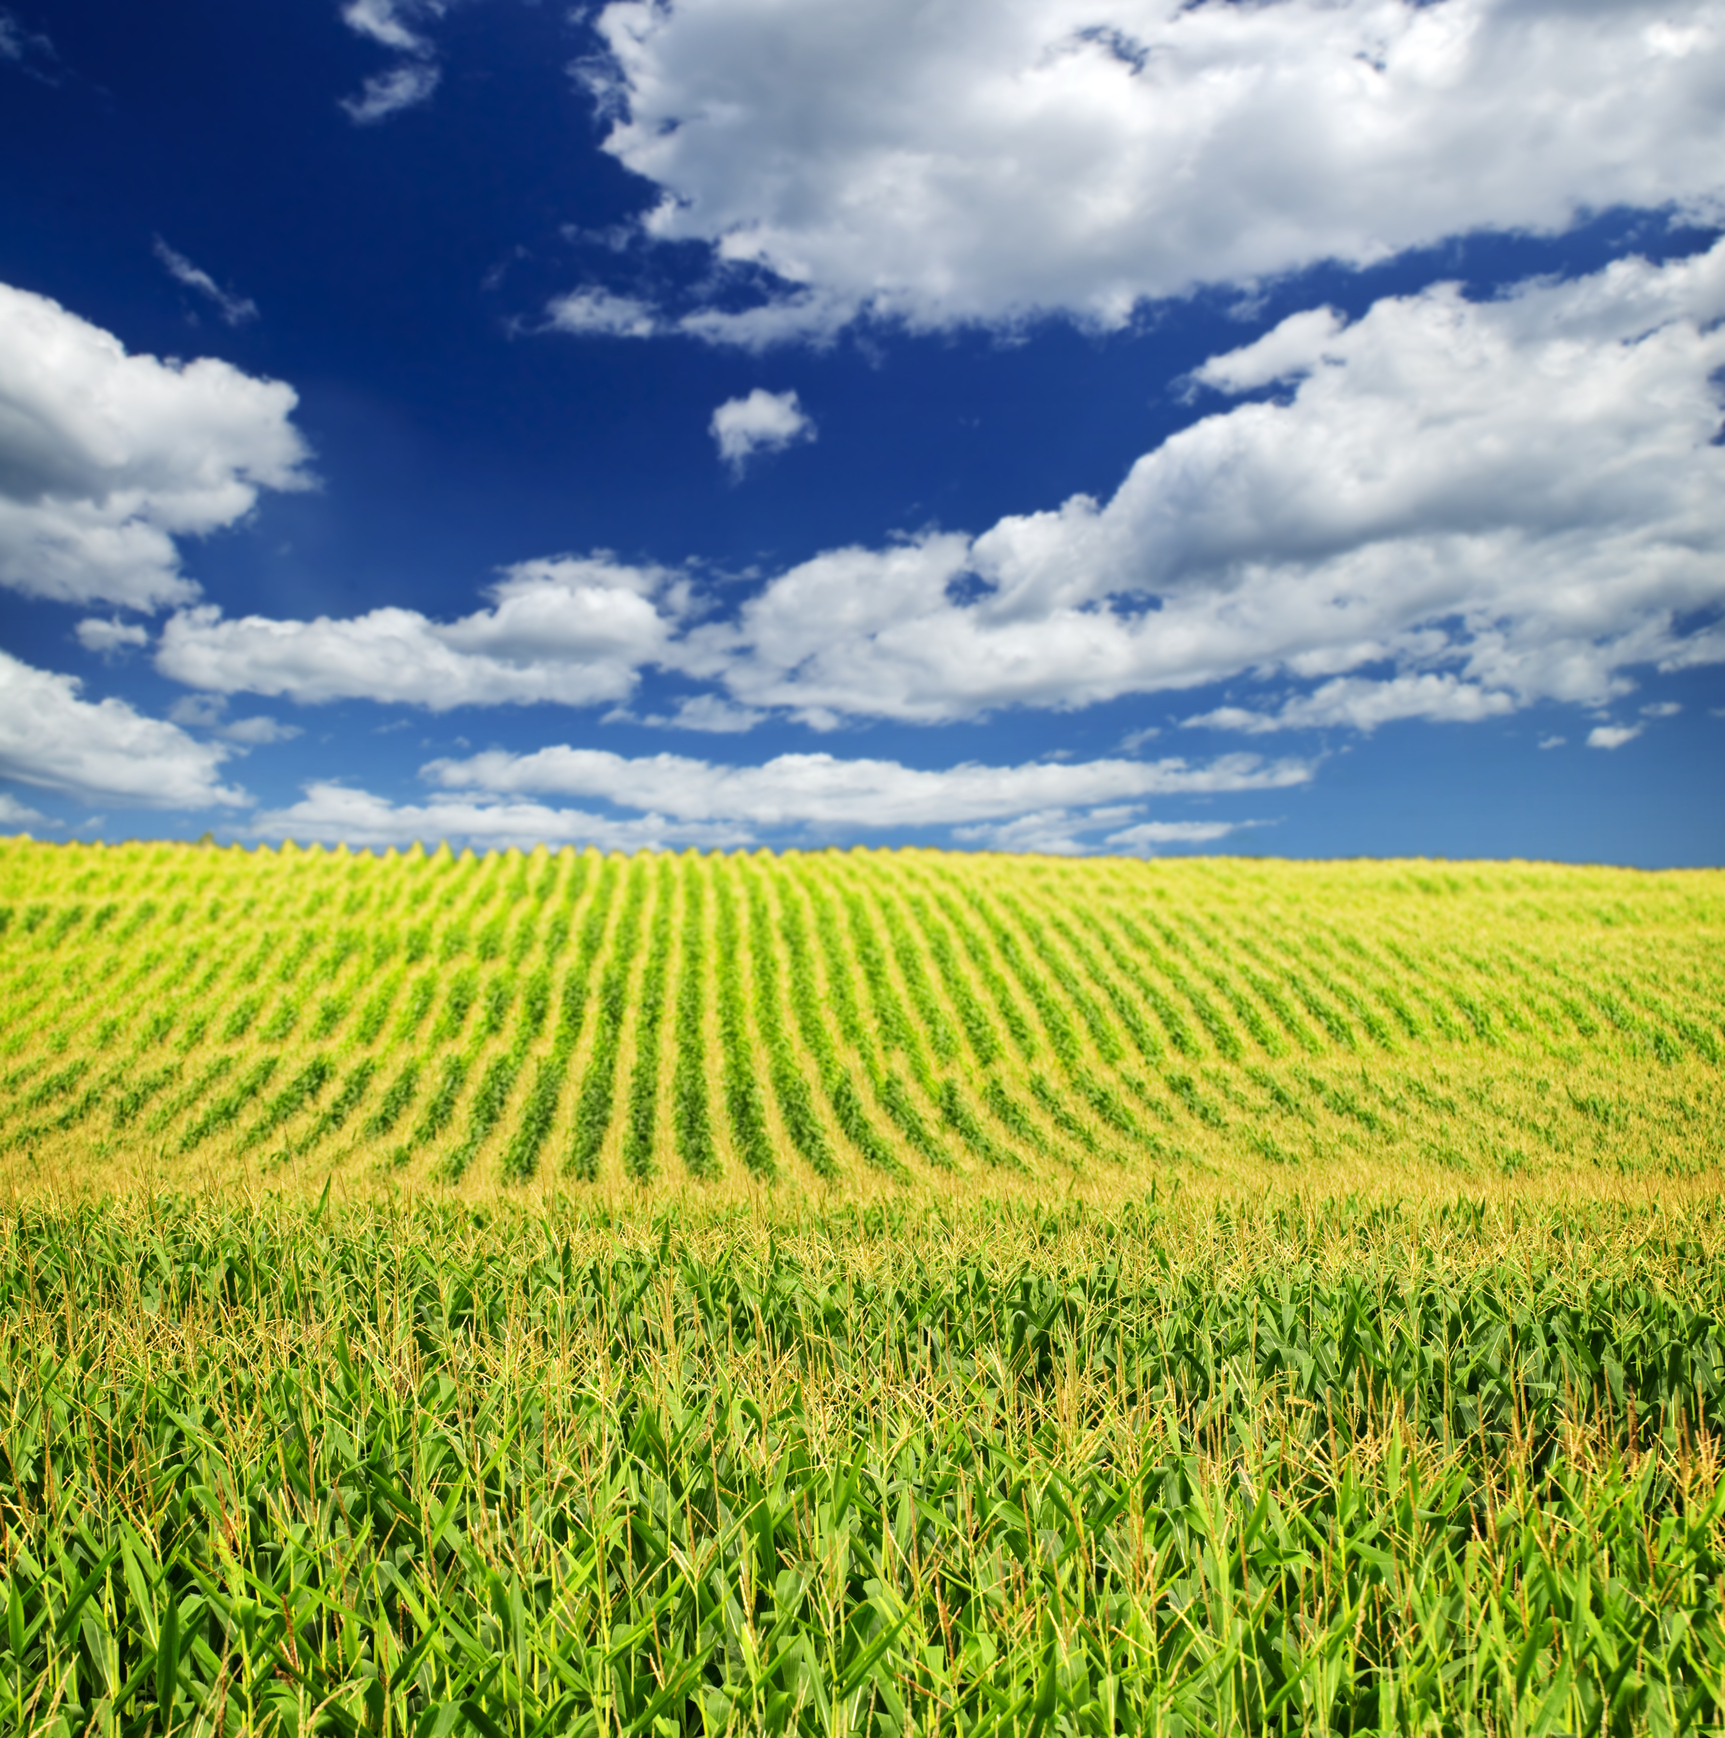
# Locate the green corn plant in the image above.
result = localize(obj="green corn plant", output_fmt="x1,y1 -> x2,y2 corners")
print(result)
622,860 -> 674,1182
742,866 -> 847,1180
566,857 -> 650,1180
711,863 -> 779,1182
672,855 -> 719,1181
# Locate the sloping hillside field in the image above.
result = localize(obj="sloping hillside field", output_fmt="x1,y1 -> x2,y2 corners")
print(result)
2,839 -> 1721,1192
1,838 -> 1724,1734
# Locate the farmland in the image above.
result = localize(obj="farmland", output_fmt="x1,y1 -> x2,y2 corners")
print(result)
1,838 -> 1721,1194
1,837 -> 1723,1734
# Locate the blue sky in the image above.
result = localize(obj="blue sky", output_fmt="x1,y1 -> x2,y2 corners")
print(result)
1,0 -> 1722,862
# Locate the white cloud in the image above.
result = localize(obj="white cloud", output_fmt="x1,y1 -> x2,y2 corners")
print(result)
1188,309 -> 1349,396
252,782 -> 750,852
341,0 -> 436,53
341,61 -> 440,123
221,714 -> 302,745
152,239 -> 259,327
0,792 -> 45,827
1587,723 -> 1643,749
1641,700 -> 1682,717
544,288 -> 661,338
339,1 -> 443,122
254,747 -> 1295,855
709,389 -> 816,474
955,810 -> 1253,855
1538,734 -> 1566,749
1183,674 -> 1518,734
422,742 -> 1309,829
75,617 -> 150,654
644,694 -> 765,733
675,242 -> 1725,730
1105,818 -> 1246,849
582,0 -> 1725,340
0,649 -> 247,808
0,281 -> 311,608
156,553 -> 685,708
142,245 -> 1725,748
166,693 -> 301,744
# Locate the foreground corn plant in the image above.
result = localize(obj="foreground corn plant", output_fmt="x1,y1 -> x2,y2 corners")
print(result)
2,1192 -> 1724,1735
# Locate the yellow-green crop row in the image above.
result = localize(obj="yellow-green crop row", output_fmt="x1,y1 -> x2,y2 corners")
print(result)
0,837 -> 1721,1198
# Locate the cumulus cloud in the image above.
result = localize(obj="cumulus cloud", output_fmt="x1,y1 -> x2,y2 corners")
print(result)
339,0 -> 442,122
75,617 -> 150,654
1183,674 -> 1518,734
673,242 -> 1725,730
152,239 -> 259,327
254,745 -> 1295,853
342,60 -> 439,123
147,245 -> 1725,748
0,792 -> 45,827
0,282 -> 311,608
166,693 -> 302,744
421,742 -> 1309,829
221,714 -> 303,745
581,0 -> 1725,339
341,0 -> 435,52
0,649 -> 247,807
252,783 -> 750,852
156,554 -> 686,709
954,811 -> 1254,855
1587,723 -> 1643,749
544,288 -> 661,338
644,694 -> 765,733
1104,818 -> 1248,851
710,389 -> 815,475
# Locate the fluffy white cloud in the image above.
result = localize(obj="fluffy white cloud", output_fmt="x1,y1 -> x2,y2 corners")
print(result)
166,693 -> 302,744
954,810 -> 1253,855
423,742 -> 1308,828
1184,674 -> 1518,734
677,242 -> 1725,729
0,792 -> 45,827
1104,818 -> 1244,850
156,554 -> 685,709
259,746 -> 1294,854
75,617 -> 150,654
0,282 -> 310,608
582,0 -> 1725,338
152,239 -> 258,327
544,288 -> 661,339
339,0 -> 443,122
342,0 -> 436,53
644,694 -> 765,733
252,782 -> 750,852
1587,723 -> 1643,749
146,246 -> 1725,747
342,61 -> 439,123
0,649 -> 247,808
710,389 -> 815,474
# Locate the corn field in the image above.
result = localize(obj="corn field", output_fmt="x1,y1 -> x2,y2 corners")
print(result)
0,837 -> 1723,1735
0,838 -> 1721,1192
